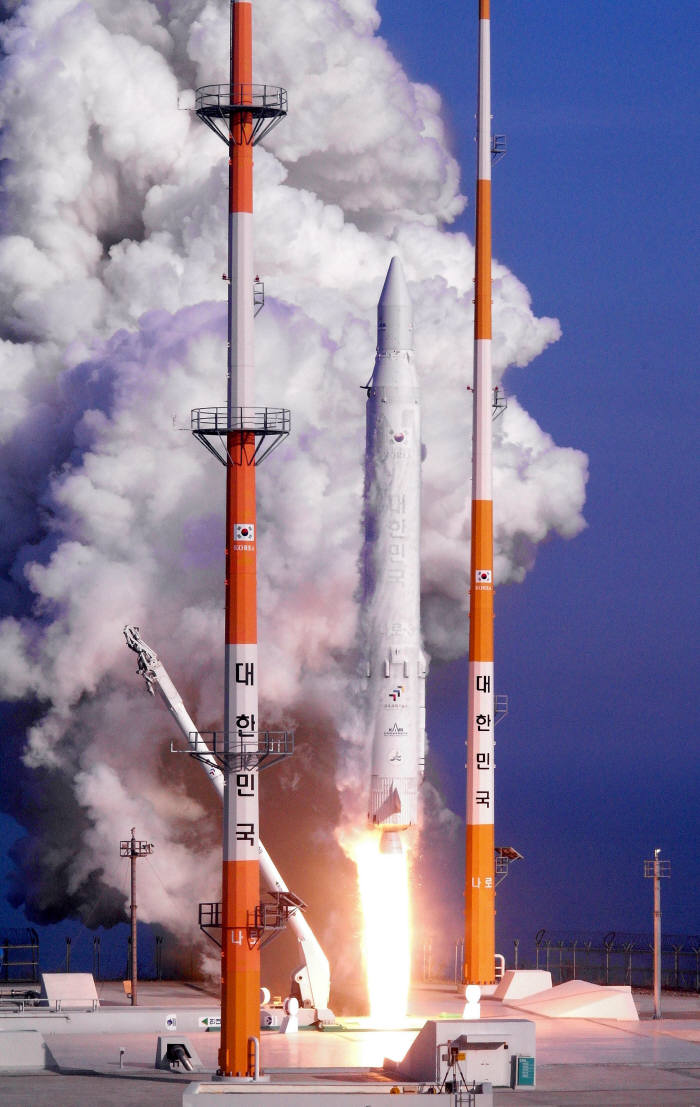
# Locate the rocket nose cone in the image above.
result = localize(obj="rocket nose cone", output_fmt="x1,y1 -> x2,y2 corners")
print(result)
377,256 -> 413,353
379,256 -> 410,310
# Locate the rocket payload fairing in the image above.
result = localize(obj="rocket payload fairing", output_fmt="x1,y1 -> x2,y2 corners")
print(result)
364,257 -> 427,853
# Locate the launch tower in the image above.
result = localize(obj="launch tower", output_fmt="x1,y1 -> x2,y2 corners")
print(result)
464,0 -> 496,986
191,0 -> 289,1079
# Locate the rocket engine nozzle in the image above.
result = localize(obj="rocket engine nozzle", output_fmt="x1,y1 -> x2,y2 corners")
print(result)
379,829 -> 404,856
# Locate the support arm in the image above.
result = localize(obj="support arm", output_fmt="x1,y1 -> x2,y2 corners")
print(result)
123,625 -> 331,1011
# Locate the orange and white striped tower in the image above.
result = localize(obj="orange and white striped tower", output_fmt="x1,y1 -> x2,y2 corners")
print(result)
192,0 -> 288,1078
464,0 -> 496,987
221,3 -> 258,1076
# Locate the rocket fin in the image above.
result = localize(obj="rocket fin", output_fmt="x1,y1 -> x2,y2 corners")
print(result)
372,786 -> 402,825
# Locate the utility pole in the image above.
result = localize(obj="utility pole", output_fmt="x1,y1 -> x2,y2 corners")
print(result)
120,828 -> 154,1006
644,848 -> 671,1019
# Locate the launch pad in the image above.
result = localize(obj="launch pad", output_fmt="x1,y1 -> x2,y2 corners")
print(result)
0,980 -> 698,1105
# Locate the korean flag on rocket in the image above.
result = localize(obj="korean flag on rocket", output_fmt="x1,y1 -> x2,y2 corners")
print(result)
476,569 -> 492,583
234,524 -> 255,541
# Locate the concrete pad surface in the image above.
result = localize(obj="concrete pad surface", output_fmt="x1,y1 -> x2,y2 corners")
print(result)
492,1062 -> 700,1106
0,1072 -> 192,1106
0,982 -> 697,1105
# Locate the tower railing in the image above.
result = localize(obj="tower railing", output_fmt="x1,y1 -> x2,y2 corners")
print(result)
191,406 -> 290,466
195,84 -> 287,145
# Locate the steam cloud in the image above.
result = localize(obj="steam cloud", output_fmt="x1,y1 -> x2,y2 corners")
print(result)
0,0 -> 587,989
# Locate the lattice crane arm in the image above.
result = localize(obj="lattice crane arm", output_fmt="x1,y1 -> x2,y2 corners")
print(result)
122,625 -> 331,1012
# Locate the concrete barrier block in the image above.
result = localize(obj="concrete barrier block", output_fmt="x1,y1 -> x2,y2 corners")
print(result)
41,972 -> 99,1010
494,969 -> 553,1001
508,979 -> 639,1020
0,1030 -> 58,1070
155,1034 -> 203,1072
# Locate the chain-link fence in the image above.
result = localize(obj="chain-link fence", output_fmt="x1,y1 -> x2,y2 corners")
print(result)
529,930 -> 700,991
0,925 -> 181,984
418,931 -> 700,992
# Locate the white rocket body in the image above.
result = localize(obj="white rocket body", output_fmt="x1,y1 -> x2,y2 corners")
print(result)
365,258 -> 427,850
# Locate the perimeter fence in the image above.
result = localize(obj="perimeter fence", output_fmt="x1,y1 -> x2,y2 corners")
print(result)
0,925 -> 180,985
528,930 -> 700,992
5,925 -> 700,993
420,931 -> 700,992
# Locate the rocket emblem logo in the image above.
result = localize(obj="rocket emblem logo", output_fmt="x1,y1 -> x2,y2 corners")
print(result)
234,524 -> 255,541
384,723 -> 406,737
475,569 -> 492,583
389,685 -> 404,701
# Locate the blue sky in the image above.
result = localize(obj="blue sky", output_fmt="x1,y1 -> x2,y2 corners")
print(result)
377,0 -> 699,942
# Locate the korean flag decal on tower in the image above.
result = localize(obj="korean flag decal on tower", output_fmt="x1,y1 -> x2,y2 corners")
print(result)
234,524 -> 255,542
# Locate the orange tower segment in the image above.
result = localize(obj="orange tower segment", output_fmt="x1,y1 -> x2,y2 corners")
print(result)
464,0 -> 496,987
192,0 -> 288,1079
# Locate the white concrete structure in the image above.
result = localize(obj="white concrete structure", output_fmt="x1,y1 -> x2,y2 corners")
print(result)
0,1030 -> 58,1071
0,1004 -> 219,1035
155,1035 -> 204,1072
493,969 -> 553,1002
184,1086 -> 489,1105
508,979 -> 639,1020
392,1018 -> 535,1085
40,973 -> 99,1011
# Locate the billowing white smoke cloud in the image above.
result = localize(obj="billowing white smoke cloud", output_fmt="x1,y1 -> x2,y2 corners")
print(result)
0,0 -> 587,941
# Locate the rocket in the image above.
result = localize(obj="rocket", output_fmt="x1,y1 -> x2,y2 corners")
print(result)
364,257 -> 427,854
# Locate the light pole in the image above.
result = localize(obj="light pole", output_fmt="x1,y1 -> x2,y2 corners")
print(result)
120,828 -> 154,1006
644,848 -> 671,1019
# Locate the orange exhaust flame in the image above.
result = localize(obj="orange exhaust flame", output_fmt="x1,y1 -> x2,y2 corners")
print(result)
355,833 -> 411,1025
